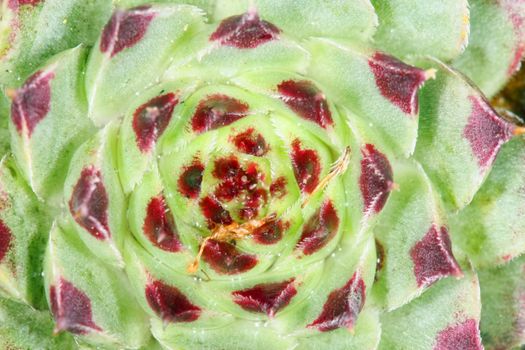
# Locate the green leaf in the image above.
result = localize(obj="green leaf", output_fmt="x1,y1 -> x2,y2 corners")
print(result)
478,255 -> 525,350
212,0 -> 378,42
0,155 -> 50,308
9,46 -> 96,202
44,220 -> 150,349
0,0 -> 113,87
373,160 -> 462,311
295,308 -> 380,350
0,297 -> 76,350
450,137 -> 525,267
379,271 -> 482,349
414,61 -> 519,210
453,0 -> 525,97
164,30 -> 309,83
371,0 -> 469,62
85,4 -> 206,125
63,123 -> 126,267
306,38 -> 429,157
117,80 -> 195,194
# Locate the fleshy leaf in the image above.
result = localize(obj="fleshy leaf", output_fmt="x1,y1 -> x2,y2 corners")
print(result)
118,82 -> 188,193
478,255 -> 525,350
379,271 -> 482,349
414,61 -> 519,210
373,161 -> 462,311
306,39 -> 426,156
212,0 -> 377,42
44,220 -> 151,348
372,0 -> 469,61
0,297 -> 76,349
0,155 -> 50,308
9,46 -> 96,201
85,4 -> 206,124
453,0 -> 525,97
0,0 -> 113,87
450,137 -> 525,267
63,123 -> 126,266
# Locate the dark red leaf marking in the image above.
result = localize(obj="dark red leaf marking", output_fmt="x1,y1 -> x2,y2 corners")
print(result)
360,144 -> 393,215
143,195 -> 182,252
277,80 -> 333,128
8,0 -> 41,9
410,225 -> 462,287
307,272 -> 366,332
210,11 -> 280,49
213,156 -> 241,180
253,219 -> 287,245
291,139 -> 321,194
50,278 -> 102,335
145,279 -> 201,323
178,161 -> 204,199
212,156 -> 268,220
270,176 -> 287,199
464,96 -> 514,168
191,94 -> 249,133
100,6 -> 155,57
69,166 -> 110,240
133,93 -> 178,153
0,220 -> 12,263
369,52 -> 427,115
433,319 -> 483,350
11,70 -> 54,136
232,128 -> 269,156
202,239 -> 257,274
199,196 -> 233,226
232,278 -> 297,317
296,201 -> 339,255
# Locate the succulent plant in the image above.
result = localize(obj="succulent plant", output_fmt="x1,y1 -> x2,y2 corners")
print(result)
1,0 -> 525,349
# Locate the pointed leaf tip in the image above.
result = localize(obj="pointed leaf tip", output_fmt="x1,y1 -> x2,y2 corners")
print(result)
410,225 -> 462,288
100,6 -> 155,57
369,52 -> 429,115
210,11 -> 280,49
50,278 -> 102,335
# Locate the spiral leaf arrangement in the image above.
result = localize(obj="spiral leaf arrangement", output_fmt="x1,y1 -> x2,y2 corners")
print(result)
0,1 -> 525,349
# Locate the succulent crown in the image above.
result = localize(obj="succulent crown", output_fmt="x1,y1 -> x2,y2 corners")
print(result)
0,0 -> 525,349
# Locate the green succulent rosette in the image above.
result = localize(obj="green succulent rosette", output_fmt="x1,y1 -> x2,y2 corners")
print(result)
0,1 -> 525,349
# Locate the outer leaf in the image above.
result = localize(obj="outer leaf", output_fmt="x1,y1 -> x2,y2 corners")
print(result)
306,38 -> 430,157
0,0 -> 113,87
450,137 -> 525,267
164,25 -> 309,83
373,160 -> 462,311
372,0 -> 469,62
0,297 -> 76,350
379,271 -> 483,350
0,155 -> 50,308
85,4 -> 206,124
118,81 -> 196,193
44,220 -> 150,348
63,123 -> 126,267
453,0 -> 525,98
414,61 -> 520,210
478,255 -> 525,350
212,0 -> 378,42
9,46 -> 95,202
